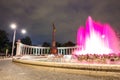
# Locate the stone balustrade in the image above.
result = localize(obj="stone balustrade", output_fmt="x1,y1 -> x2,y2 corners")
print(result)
16,41 -> 81,56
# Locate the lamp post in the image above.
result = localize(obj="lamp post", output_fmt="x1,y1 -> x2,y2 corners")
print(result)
10,23 -> 26,57
10,23 -> 17,57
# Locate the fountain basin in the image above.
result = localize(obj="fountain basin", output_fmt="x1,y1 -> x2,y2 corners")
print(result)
13,55 -> 120,74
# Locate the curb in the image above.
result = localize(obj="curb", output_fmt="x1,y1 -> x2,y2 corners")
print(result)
12,58 -> 120,77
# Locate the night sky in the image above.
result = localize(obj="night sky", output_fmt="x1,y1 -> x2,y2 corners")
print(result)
0,0 -> 120,45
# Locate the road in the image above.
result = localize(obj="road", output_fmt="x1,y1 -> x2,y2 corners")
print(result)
0,59 -> 120,80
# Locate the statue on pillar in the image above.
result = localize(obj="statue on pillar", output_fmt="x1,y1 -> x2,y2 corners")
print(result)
50,23 -> 58,55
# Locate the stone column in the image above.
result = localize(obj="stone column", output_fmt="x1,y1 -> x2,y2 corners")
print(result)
16,40 -> 22,56
50,23 -> 58,55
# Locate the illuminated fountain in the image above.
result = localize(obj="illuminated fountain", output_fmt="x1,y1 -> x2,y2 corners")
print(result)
74,16 -> 119,56
14,16 -> 120,64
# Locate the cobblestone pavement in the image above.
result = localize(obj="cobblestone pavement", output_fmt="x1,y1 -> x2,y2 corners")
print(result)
0,59 -> 120,80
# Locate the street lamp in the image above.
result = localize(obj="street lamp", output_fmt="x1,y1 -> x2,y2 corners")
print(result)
10,23 -> 17,57
10,23 -> 26,57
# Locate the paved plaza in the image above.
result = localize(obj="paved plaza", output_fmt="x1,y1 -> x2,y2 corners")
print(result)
0,59 -> 120,80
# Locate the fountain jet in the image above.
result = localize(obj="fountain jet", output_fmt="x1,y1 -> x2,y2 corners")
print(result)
75,16 -> 119,55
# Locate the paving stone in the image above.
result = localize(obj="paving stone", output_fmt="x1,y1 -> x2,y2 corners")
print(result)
0,60 -> 120,80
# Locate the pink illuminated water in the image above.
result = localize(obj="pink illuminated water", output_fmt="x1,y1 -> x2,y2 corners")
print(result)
75,16 -> 119,55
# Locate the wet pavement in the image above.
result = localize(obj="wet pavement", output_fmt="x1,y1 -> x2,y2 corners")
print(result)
0,59 -> 120,80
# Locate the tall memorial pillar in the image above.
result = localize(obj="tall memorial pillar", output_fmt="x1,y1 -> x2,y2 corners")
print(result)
50,23 -> 58,55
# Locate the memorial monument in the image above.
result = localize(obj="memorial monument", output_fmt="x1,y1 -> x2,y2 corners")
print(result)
50,23 -> 58,55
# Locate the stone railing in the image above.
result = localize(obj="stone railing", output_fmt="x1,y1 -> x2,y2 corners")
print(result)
16,41 -> 81,56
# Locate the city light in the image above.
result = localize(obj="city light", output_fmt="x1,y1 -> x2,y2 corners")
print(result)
21,29 -> 26,34
10,23 -> 17,29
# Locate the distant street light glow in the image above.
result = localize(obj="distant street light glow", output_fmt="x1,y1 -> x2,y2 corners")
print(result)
21,29 -> 26,34
10,23 -> 17,29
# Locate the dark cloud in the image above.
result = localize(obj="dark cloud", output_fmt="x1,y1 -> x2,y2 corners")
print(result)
0,0 -> 120,45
